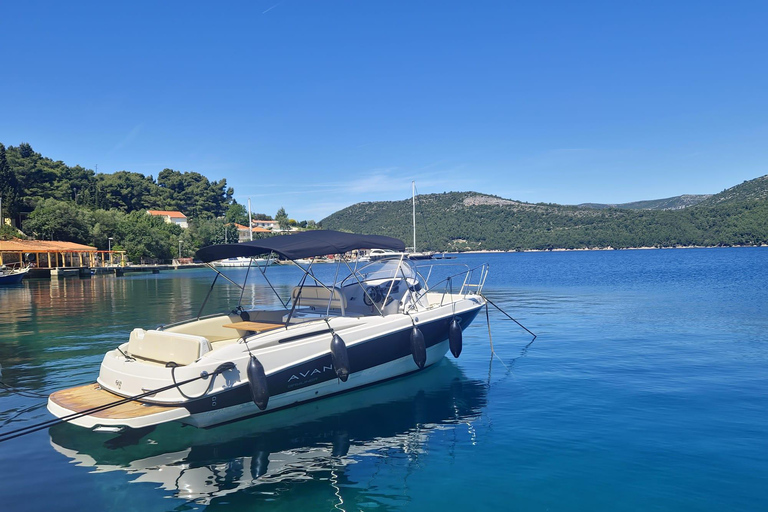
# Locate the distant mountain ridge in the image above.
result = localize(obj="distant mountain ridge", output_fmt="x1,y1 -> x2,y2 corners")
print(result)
320,175 -> 768,251
579,194 -> 711,211
698,175 -> 768,206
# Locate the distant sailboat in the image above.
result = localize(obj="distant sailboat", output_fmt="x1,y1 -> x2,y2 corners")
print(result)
407,181 -> 434,260
212,197 -> 273,266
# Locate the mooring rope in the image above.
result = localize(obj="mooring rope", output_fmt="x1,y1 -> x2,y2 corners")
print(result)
484,296 -> 537,342
483,296 -> 537,370
0,364 -> 51,399
0,361 -> 235,444
0,402 -> 47,429
0,381 -> 50,400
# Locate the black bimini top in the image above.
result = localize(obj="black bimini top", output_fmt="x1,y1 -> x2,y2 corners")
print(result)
196,230 -> 406,262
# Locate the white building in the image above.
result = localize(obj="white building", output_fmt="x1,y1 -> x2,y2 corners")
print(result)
147,210 -> 188,229
252,219 -> 279,230
234,223 -> 272,242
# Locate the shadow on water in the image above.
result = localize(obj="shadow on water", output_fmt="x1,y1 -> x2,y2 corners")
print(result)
48,360 -> 487,509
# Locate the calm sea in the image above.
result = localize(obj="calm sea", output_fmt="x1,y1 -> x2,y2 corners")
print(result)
0,248 -> 766,511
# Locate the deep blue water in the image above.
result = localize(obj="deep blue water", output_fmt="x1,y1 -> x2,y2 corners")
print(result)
0,248 -> 766,511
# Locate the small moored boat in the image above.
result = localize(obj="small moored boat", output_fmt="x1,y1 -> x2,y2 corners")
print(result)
368,248 -> 407,261
47,230 -> 488,431
212,256 -> 272,268
0,263 -> 30,285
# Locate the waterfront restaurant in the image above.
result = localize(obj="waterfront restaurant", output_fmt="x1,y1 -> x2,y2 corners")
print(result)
0,239 -> 125,268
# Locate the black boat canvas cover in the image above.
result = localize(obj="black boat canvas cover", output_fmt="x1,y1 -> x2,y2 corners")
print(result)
196,230 -> 406,262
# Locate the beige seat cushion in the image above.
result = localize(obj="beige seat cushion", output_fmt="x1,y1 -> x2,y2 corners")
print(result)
128,329 -> 212,365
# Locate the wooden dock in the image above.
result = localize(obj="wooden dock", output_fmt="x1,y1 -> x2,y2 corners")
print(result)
28,264 -> 205,279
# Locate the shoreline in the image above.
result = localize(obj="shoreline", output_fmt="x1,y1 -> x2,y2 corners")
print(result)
459,244 -> 768,254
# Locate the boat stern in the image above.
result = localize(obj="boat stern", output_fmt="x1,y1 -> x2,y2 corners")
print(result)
47,383 -> 191,430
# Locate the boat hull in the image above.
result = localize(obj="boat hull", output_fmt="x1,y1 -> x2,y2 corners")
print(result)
0,269 -> 28,285
185,339 -> 452,428
47,301 -> 483,430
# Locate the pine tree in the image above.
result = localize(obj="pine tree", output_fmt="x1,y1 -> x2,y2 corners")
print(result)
275,207 -> 290,230
17,142 -> 34,158
0,143 -> 20,225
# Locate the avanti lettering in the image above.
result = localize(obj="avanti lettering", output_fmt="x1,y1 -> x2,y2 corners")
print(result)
287,364 -> 334,383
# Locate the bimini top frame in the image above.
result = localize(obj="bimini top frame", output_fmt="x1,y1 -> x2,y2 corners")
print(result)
194,231 -> 487,326
196,230 -> 405,262
194,231 -> 407,321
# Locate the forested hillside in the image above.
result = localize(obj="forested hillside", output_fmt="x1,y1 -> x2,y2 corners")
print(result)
3,141 -> 767,256
579,194 -> 711,210
320,177 -> 768,251
697,175 -> 768,205
0,142 -> 241,262
1,142 -> 233,220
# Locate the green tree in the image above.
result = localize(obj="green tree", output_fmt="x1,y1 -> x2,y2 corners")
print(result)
96,171 -> 159,212
225,202 -> 248,225
18,142 -> 34,158
89,209 -> 126,250
55,165 -> 97,205
0,224 -> 23,240
6,143 -> 60,208
183,216 -> 228,251
116,210 -> 182,263
0,143 -> 21,224
275,207 -> 289,230
157,168 -> 232,218
23,198 -> 92,243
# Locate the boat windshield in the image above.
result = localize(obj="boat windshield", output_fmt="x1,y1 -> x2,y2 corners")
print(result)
341,258 -> 417,287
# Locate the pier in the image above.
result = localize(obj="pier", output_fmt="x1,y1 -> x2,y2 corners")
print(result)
30,264 -> 205,279
1,239 -> 205,279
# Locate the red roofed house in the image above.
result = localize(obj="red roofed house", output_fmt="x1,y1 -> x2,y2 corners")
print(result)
234,223 -> 271,242
252,219 -> 279,230
147,210 -> 188,229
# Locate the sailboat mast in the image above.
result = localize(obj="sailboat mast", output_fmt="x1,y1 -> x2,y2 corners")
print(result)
247,198 -> 253,241
412,181 -> 416,253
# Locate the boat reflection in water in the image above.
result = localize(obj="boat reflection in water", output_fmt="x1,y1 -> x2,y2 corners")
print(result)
49,360 -> 487,506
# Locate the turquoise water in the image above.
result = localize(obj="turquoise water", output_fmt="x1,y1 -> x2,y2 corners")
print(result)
0,248 -> 766,511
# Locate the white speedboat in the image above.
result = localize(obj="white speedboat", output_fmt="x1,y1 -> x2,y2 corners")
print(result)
48,230 -> 488,431
212,256 -> 272,268
368,248 -> 407,261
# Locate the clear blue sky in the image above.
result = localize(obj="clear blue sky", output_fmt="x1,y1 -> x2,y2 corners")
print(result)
2,1 -> 766,221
